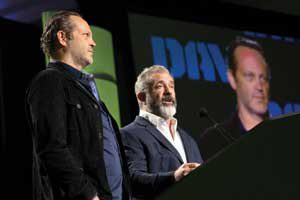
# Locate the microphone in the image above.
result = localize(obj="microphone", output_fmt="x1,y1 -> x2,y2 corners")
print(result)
199,107 -> 236,142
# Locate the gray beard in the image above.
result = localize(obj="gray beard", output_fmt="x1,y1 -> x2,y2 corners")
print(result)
148,103 -> 177,119
158,105 -> 176,119
147,93 -> 177,119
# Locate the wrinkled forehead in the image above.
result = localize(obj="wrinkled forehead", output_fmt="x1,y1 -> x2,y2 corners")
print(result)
149,71 -> 174,83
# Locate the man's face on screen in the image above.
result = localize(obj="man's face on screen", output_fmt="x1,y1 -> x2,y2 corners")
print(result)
146,72 -> 177,119
229,46 -> 270,117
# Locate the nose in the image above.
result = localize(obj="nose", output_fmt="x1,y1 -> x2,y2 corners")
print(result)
90,38 -> 96,47
255,77 -> 265,91
163,85 -> 173,95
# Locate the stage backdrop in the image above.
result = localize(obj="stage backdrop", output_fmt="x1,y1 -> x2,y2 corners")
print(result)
128,13 -> 300,137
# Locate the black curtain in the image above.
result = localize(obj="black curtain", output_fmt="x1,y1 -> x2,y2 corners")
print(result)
0,48 -> 6,157
0,17 -> 44,199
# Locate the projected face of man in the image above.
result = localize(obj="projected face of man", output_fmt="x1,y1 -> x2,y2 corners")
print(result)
146,71 -> 177,120
228,46 -> 270,118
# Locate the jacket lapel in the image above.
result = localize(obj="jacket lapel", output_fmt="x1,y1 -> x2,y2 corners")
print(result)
135,116 -> 184,163
74,81 -> 99,104
178,128 -> 192,162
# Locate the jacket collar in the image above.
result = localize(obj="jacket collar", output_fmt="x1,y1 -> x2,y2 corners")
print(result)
135,116 -> 184,163
139,110 -> 178,132
47,62 -> 99,105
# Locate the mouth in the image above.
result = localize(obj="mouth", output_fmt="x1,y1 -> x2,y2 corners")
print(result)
253,95 -> 266,103
162,97 -> 175,106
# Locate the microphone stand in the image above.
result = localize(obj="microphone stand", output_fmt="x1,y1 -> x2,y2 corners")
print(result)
199,108 -> 236,142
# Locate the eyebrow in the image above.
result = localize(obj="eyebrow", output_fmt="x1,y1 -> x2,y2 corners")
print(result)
154,79 -> 174,85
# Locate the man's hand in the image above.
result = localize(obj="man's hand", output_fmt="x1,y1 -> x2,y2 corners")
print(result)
174,162 -> 201,182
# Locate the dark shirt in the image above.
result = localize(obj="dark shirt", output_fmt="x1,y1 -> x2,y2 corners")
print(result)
51,61 -> 90,89
55,61 -> 123,200
199,112 -> 246,161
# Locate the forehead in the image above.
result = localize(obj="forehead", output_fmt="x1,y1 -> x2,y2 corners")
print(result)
235,46 -> 268,73
69,15 -> 91,32
150,71 -> 174,82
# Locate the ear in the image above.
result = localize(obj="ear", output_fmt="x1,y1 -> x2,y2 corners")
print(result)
227,69 -> 237,91
56,30 -> 68,47
137,92 -> 146,103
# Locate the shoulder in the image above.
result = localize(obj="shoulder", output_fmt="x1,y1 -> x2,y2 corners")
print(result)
32,66 -> 65,84
120,119 -> 146,146
121,119 -> 142,135
120,117 -> 152,141
26,67 -> 67,101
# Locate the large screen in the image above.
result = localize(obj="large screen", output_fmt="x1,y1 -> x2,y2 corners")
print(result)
128,13 -> 300,137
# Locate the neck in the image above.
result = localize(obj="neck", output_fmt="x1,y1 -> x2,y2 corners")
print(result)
166,118 -> 173,125
143,107 -> 169,121
60,58 -> 83,71
52,54 -> 83,71
167,118 -> 176,140
238,108 -> 265,131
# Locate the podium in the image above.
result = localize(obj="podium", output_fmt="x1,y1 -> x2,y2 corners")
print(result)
158,112 -> 300,199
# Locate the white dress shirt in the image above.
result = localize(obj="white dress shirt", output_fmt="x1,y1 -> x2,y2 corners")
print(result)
139,110 -> 187,163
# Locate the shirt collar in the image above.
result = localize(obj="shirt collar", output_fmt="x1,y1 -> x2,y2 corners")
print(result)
139,109 -> 178,131
49,60 -> 93,84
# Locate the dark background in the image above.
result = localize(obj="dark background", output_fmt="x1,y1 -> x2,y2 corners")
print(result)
1,0 -> 300,198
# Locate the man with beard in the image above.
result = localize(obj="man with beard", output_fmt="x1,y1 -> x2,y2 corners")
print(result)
121,65 -> 203,200
199,36 -> 271,161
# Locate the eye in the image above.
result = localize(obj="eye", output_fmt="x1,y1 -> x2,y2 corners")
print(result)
260,75 -> 270,83
244,72 -> 255,81
82,33 -> 90,37
155,83 -> 163,89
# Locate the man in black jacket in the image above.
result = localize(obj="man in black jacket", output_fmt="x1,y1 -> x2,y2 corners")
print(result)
26,11 -> 130,200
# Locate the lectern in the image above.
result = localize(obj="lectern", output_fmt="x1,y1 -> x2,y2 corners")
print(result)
158,112 -> 300,200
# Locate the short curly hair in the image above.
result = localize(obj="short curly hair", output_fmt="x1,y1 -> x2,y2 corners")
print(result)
40,10 -> 81,57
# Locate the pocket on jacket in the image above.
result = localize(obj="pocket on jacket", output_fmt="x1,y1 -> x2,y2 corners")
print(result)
65,99 -> 80,129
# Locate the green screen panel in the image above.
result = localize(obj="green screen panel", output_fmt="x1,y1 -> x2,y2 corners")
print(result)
41,11 -> 53,64
84,26 -> 120,126
85,26 -> 117,80
42,11 -> 121,126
